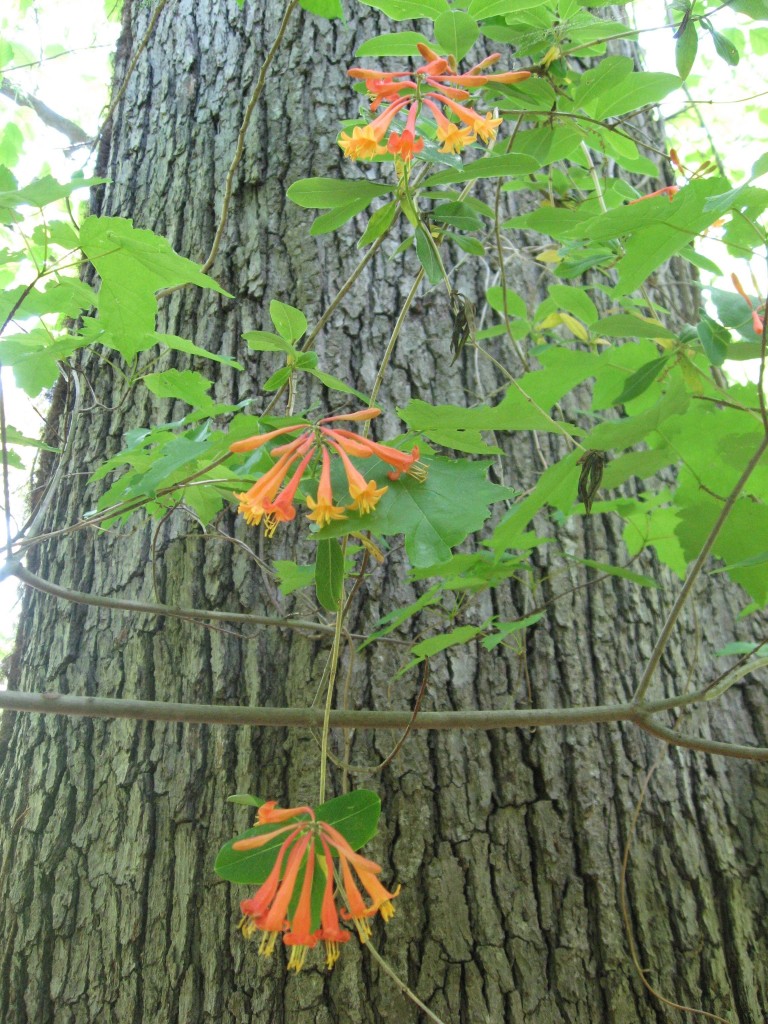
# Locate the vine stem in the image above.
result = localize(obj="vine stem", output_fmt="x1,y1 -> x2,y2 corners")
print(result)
368,268 -> 424,411
201,0 -> 300,275
318,573 -> 346,805
0,370 -> 12,559
364,940 -> 449,1024
632,434 -> 768,704
99,0 -> 172,134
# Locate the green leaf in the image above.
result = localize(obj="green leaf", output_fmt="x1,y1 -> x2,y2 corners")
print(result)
79,216 -> 230,360
0,329 -> 87,396
415,225 -> 444,284
697,314 -> 731,366
404,624 -> 483,671
227,794 -> 266,807
602,178 -> 731,295
482,612 -> 543,650
310,196 -> 374,235
709,27 -> 740,65
356,31 -> 429,56
588,381 -> 690,450
299,0 -> 344,17
317,457 -> 512,567
568,557 -> 660,590
431,200 -> 484,232
572,56 -> 632,112
423,153 -> 539,187
242,330 -> 295,354
315,790 -> 382,848
402,348 -> 597,435
358,0 -> 449,19
315,539 -> 344,611
1,173 -> 103,214
263,366 -> 293,391
359,200 -> 399,246
270,300 -> 307,343
453,235 -> 485,256
273,560 -> 315,596
675,20 -> 698,79
360,584 -> 443,648
490,452 -> 580,552
1,425 -> 59,453
142,369 -> 215,410
155,333 -> 244,370
614,356 -> 670,404
468,0 -> 549,15
434,11 -> 479,59
307,368 -> 371,404
287,177 -> 393,209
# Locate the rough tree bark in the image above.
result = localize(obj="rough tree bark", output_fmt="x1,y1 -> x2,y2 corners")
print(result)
0,2 -> 766,1023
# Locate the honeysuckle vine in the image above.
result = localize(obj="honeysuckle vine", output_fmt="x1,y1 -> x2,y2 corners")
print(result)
3,0 -> 768,1011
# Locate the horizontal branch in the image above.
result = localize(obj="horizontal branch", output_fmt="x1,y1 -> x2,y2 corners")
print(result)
0,688 -> 629,729
1,690 -> 767,761
4,561 -> 339,636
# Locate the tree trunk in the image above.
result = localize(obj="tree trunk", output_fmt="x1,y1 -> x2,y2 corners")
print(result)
1,2 -> 767,1022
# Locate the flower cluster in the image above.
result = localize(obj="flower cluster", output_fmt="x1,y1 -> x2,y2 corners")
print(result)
230,407 -> 425,536
339,42 -> 531,161
235,801 -> 400,972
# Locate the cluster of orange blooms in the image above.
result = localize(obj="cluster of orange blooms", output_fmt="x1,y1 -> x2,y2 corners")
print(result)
229,407 -> 425,536
235,802 -> 400,972
339,42 -> 531,161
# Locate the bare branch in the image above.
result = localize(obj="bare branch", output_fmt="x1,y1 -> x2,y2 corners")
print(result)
0,78 -> 90,146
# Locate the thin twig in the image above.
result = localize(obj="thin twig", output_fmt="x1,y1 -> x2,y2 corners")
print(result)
201,0 -> 300,276
6,560 -> 340,636
99,0 -> 172,133
632,434 -> 768,704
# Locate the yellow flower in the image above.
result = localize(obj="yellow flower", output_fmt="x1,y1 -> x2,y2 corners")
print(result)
306,449 -> 347,527
473,111 -> 503,144
348,478 -> 388,515
338,124 -> 387,160
436,121 -> 475,154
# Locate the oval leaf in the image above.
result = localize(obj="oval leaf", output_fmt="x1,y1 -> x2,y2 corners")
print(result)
434,11 -> 479,60
315,538 -> 344,611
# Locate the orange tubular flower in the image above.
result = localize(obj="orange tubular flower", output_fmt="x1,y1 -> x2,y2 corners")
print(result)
329,440 -> 388,515
258,801 -> 315,825
283,842 -> 318,972
335,846 -> 401,942
387,101 -> 425,162
229,423 -> 305,454
307,448 -> 348,527
262,444 -> 315,536
627,185 -> 679,204
423,98 -> 475,154
239,834 -> 297,939
319,407 -> 382,423
339,97 -> 409,159
234,445 -> 307,527
731,273 -> 766,335
255,833 -> 312,957
324,428 -> 422,478
318,839 -> 351,968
